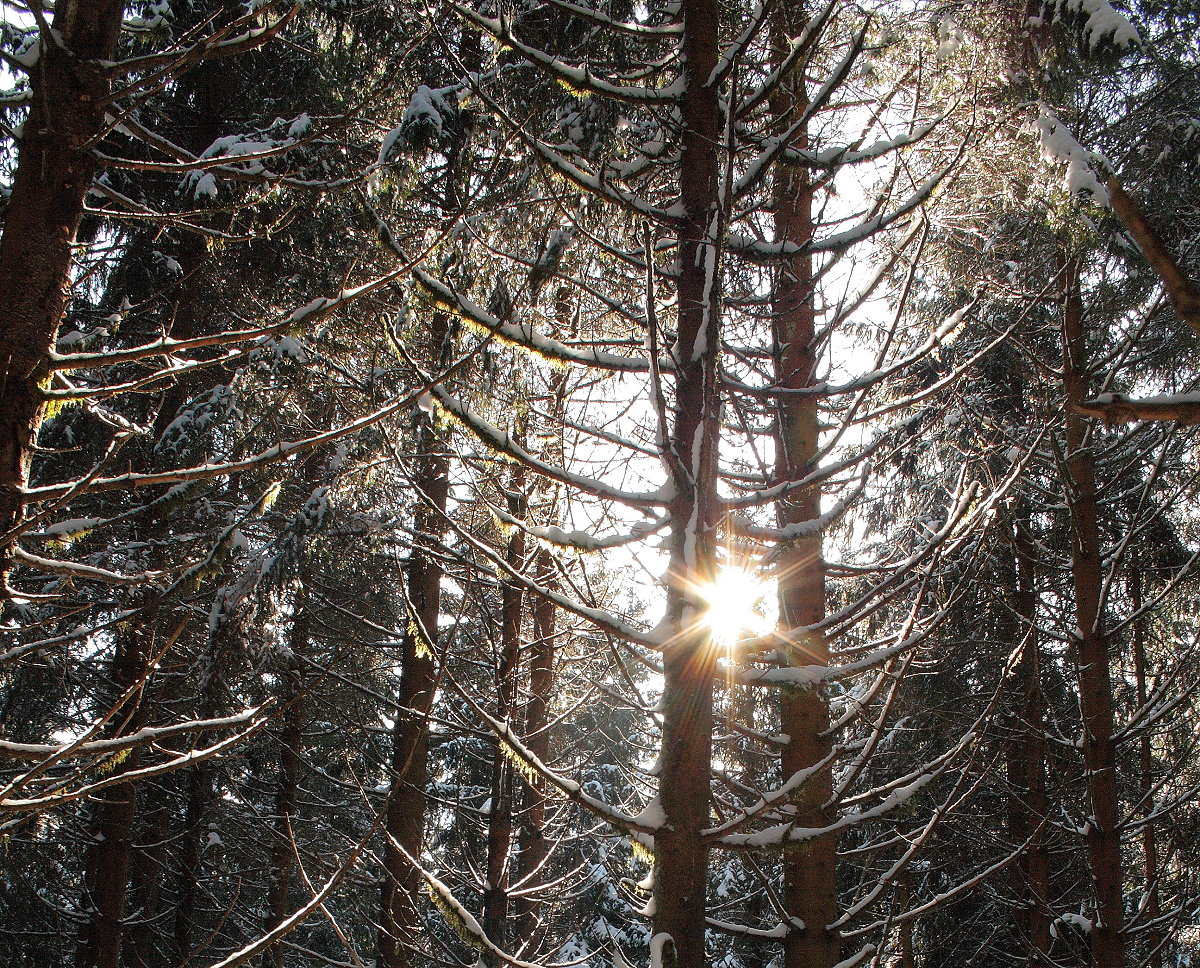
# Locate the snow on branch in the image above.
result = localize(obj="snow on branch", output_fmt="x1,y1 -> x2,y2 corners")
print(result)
446,672 -> 662,845
490,503 -> 668,552
0,707 -> 267,760
714,771 -> 937,847
414,270 -> 653,372
733,606 -> 951,688
1,711 -> 273,817
429,386 -> 671,509
1034,107 -> 1109,204
783,120 -> 938,171
454,2 -> 683,104
1074,392 -> 1200,425
1048,0 -> 1139,49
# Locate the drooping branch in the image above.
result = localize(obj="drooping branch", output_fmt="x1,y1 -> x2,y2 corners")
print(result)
1106,174 -> 1200,339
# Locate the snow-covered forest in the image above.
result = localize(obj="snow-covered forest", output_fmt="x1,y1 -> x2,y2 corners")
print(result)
2,1 -> 1199,967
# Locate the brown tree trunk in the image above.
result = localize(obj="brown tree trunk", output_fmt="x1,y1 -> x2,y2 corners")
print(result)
264,597 -> 309,968
172,611 -> 249,967
511,546 -> 556,945
124,795 -> 170,968
171,755 -> 216,968
1129,570 -> 1162,968
378,316 -> 452,968
768,10 -> 839,965
898,870 -> 916,968
511,352 -> 567,950
0,0 -> 125,597
482,461 -> 528,962
1009,515 -> 1052,964
76,621 -> 152,968
652,0 -> 722,962
1059,255 -> 1127,968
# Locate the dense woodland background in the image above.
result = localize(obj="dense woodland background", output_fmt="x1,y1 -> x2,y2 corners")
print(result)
1,1 -> 1199,967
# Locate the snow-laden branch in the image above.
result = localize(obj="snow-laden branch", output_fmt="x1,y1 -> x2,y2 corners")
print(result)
49,264 -> 411,371
12,546 -> 161,585
455,3 -> 684,104
22,369 -> 443,504
445,670 -> 661,844
732,606 -> 951,687
1,711 -> 272,817
415,270 -> 653,372
727,163 -> 954,261
714,771 -> 935,848
0,707 -> 267,759
783,120 -> 938,170
429,386 -> 671,509
491,503 -> 668,553
1074,391 -> 1200,425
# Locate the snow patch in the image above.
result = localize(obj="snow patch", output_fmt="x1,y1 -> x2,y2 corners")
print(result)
1034,108 -> 1109,205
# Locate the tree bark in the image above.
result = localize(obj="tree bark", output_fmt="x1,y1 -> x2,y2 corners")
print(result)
172,611 -> 247,967
1129,570 -> 1162,968
378,315 -> 452,968
1105,174 -> 1200,340
1059,255 -> 1127,968
768,9 -> 839,965
264,595 -> 309,968
511,547 -> 557,946
76,620 -> 152,968
0,0 -> 125,598
511,329 -> 568,949
124,794 -> 170,968
482,458 -> 528,963
653,0 -> 722,962
1009,514 -> 1052,965
171,753 -> 217,968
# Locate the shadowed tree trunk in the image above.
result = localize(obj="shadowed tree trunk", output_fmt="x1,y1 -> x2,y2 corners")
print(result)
76,619 -> 153,968
1009,514 -> 1052,965
378,313 -> 452,968
653,0 -> 722,963
124,794 -> 170,968
482,455 -> 529,963
264,591 -> 309,968
511,348 -> 568,951
511,546 -> 557,946
171,610 -> 248,967
0,0 -> 125,597
171,747 -> 217,968
769,8 -> 839,965
1059,254 -> 1126,968
1129,569 -> 1162,968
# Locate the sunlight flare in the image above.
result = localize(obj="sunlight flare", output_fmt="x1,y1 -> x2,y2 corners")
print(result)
696,567 -> 776,648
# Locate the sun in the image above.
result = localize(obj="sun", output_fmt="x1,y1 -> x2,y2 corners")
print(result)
697,567 -> 776,648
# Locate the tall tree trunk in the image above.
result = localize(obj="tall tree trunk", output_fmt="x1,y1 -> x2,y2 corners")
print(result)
171,755 -> 216,968
378,315 -> 452,968
511,547 -> 557,945
511,350 -> 567,950
76,621 -> 152,968
898,869 -> 916,968
264,594 -> 309,968
653,0 -> 722,962
124,798 -> 169,968
1059,255 -> 1126,968
769,10 -> 839,965
172,617 -> 244,967
1129,569 -> 1162,968
482,460 -> 528,962
1009,514 -> 1052,965
0,0 -> 125,597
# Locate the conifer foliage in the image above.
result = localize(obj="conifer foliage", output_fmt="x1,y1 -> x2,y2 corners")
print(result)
1,2 -> 1199,968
